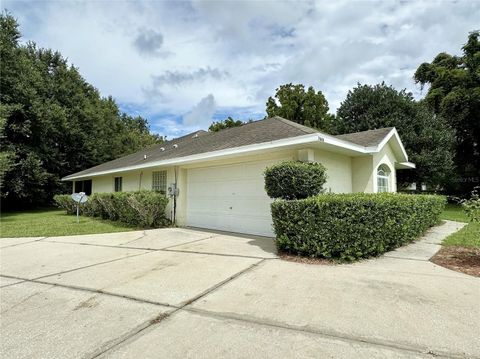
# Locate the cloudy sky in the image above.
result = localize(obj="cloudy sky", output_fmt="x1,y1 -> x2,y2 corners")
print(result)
5,0 -> 479,138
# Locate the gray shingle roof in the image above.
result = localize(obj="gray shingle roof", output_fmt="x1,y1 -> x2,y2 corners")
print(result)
64,117 -> 394,180
334,127 -> 393,147
63,117 -> 318,179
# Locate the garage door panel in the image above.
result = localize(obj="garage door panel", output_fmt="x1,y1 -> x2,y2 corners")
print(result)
187,197 -> 271,216
186,159 -> 286,236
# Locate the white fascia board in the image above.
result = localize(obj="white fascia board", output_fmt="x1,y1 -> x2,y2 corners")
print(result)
321,134 -> 370,153
396,161 -> 416,169
374,128 -> 409,162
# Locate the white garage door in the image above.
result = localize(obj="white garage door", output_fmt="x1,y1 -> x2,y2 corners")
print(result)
186,159 -> 284,237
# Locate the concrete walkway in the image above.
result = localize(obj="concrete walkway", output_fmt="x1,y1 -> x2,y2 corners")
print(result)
1,221 -> 478,358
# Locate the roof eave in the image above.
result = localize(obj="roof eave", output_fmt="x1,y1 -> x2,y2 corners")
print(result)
63,132 -> 376,181
396,162 -> 416,169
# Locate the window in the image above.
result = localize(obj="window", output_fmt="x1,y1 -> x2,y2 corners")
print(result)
114,177 -> 122,192
74,180 -> 92,195
377,165 -> 390,193
152,171 -> 167,193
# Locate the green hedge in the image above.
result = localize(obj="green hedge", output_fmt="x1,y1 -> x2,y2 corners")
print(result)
264,161 -> 327,200
54,191 -> 170,228
271,193 -> 446,261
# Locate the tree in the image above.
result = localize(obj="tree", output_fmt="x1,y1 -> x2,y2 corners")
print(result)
414,31 -> 480,194
266,83 -> 333,131
209,117 -> 245,132
0,13 -> 162,208
332,83 -> 455,189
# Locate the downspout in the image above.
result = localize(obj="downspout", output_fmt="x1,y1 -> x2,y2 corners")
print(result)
173,166 -> 178,226
139,171 -> 143,190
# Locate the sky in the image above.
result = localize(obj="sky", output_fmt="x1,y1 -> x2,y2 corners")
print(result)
4,0 -> 479,139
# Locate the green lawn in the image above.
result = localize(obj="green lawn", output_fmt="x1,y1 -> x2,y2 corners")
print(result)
0,208 -> 135,238
440,203 -> 469,222
440,204 -> 479,249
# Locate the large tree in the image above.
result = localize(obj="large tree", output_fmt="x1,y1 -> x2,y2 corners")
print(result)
0,13 -> 162,208
332,83 -> 455,189
266,83 -> 333,131
414,31 -> 480,193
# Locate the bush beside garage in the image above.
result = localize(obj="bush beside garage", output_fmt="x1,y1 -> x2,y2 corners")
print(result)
265,161 -> 446,261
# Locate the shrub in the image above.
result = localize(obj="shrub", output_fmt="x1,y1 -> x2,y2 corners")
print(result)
264,161 -> 327,200
271,193 -> 446,261
462,186 -> 480,222
54,191 -> 170,228
53,194 -> 79,215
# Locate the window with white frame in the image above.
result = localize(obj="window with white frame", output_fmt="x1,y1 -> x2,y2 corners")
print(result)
377,164 -> 390,193
152,171 -> 167,193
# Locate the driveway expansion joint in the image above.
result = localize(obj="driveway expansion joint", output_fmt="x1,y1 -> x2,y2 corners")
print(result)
84,258 -> 267,358
159,233 -> 220,250
181,307 -> 464,359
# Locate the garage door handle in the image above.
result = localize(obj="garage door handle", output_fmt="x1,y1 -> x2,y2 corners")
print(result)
229,206 -> 232,210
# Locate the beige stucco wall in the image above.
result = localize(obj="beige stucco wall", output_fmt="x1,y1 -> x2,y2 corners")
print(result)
351,142 -> 398,193
352,156 -> 374,193
372,142 -> 397,193
314,149 -> 352,193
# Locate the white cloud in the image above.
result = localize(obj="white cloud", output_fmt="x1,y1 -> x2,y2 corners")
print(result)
4,0 -> 480,136
183,94 -> 217,128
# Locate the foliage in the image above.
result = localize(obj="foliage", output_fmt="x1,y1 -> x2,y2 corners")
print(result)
0,13 -> 162,208
264,161 -> 327,200
271,193 -> 445,261
209,117 -> 246,132
0,208 -> 134,238
414,31 -> 480,194
462,186 -> 480,222
0,114 -> 14,196
266,83 -> 333,131
54,191 -> 170,228
440,204 -> 469,223
332,82 -> 455,189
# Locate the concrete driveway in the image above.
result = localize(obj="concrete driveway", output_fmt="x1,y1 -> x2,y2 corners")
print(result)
1,221 -> 478,359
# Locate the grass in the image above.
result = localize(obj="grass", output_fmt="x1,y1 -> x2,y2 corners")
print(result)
0,208 -> 135,238
440,203 -> 469,222
440,204 -> 479,249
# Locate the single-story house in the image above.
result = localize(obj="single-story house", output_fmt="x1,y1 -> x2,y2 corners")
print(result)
63,117 -> 414,236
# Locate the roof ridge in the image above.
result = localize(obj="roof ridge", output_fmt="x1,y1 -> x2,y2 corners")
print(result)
271,116 -> 319,134
335,127 -> 394,136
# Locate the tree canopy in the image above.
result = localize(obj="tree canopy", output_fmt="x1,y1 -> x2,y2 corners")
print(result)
209,117 -> 245,132
0,13 -> 162,208
332,83 -> 455,189
266,83 -> 333,131
414,31 -> 480,193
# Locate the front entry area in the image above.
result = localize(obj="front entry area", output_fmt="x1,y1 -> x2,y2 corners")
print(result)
185,159 -> 283,237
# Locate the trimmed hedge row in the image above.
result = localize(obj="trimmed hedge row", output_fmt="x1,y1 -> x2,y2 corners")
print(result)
271,193 -> 446,261
264,161 -> 327,200
54,191 -> 170,228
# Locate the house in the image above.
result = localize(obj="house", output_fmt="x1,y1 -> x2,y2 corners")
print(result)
62,117 -> 415,236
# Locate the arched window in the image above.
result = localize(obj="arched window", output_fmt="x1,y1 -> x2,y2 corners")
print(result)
377,164 -> 391,193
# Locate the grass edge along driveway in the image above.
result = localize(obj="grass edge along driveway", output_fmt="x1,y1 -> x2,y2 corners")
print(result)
1,208 -> 136,238
440,204 -> 479,248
